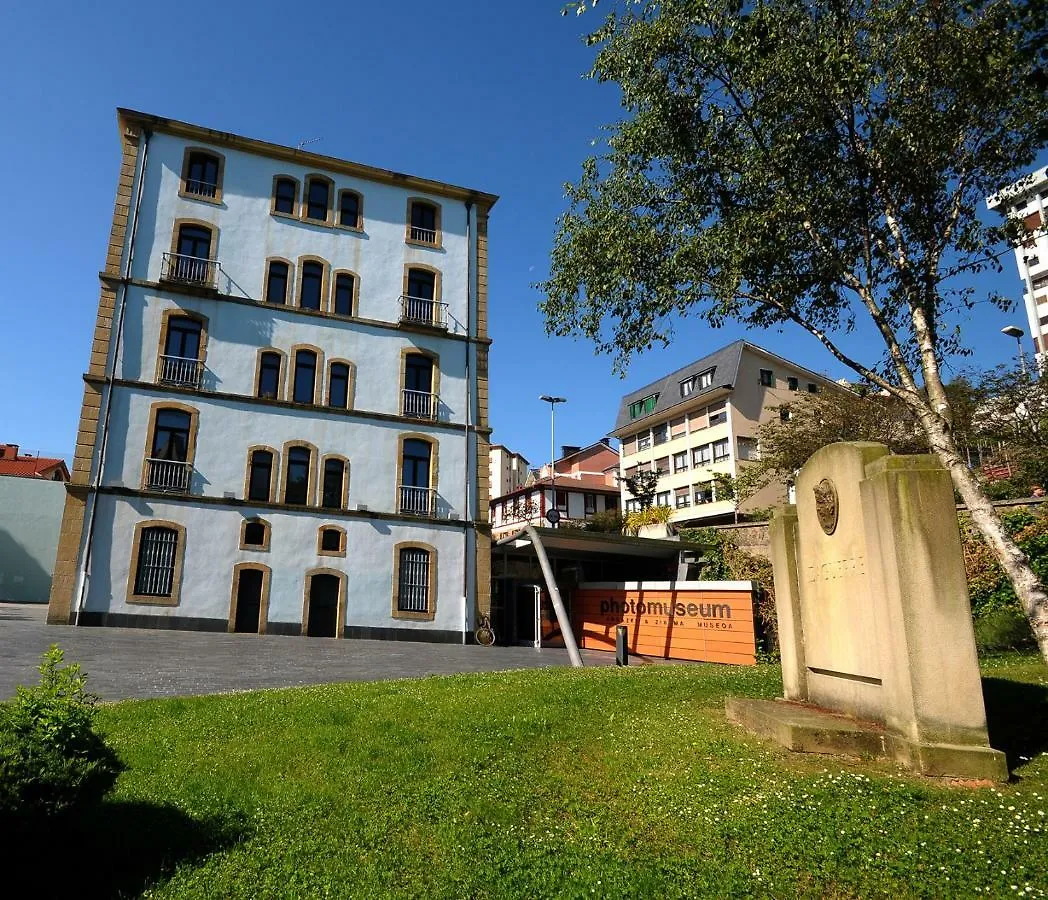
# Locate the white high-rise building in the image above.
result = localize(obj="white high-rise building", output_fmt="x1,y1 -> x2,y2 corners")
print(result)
987,167 -> 1048,366
48,109 -> 496,642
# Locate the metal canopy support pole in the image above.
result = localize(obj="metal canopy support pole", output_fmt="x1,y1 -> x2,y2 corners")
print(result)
524,525 -> 584,667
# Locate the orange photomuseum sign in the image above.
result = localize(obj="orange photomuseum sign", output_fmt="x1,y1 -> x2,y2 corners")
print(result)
573,581 -> 757,665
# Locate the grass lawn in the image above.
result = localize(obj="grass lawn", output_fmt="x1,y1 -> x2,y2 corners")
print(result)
18,653 -> 1048,898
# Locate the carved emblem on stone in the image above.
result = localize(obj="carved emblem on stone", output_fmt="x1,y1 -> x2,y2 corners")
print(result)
813,478 -> 838,535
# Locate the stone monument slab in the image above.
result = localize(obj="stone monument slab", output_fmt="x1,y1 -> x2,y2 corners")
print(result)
728,442 -> 1008,781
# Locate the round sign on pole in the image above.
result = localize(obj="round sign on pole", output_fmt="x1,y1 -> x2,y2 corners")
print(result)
545,509 -> 561,527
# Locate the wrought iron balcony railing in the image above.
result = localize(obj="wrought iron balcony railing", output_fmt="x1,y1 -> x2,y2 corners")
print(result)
145,458 -> 192,494
160,253 -> 219,288
158,355 -> 204,390
402,389 -> 438,421
398,485 -> 436,517
409,225 -> 437,244
399,295 -> 448,329
184,179 -> 218,199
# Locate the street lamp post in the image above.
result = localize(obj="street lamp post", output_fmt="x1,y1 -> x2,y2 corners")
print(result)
539,395 -> 566,524
1002,325 -> 1029,377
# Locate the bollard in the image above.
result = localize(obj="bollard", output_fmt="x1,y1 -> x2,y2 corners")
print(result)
615,625 -> 629,666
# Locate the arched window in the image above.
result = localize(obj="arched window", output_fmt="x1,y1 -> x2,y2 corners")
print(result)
399,438 -> 433,515
321,458 -> 345,510
403,353 -> 435,419
257,351 -> 282,400
160,315 -> 203,388
402,268 -> 441,326
247,450 -> 274,502
299,261 -> 324,310
273,177 -> 297,215
284,446 -> 312,505
183,151 -> 221,199
397,546 -> 432,613
407,199 -> 439,245
293,350 -> 317,404
170,224 -> 213,284
266,260 -> 290,304
242,519 -> 269,547
333,272 -> 355,316
328,362 -> 350,409
407,268 -> 435,301
133,526 -> 179,597
339,190 -> 361,229
305,176 -> 331,223
145,405 -> 195,493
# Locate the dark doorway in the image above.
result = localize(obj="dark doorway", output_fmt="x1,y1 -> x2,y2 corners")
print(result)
233,569 -> 264,634
306,573 -> 340,638
512,584 -> 539,646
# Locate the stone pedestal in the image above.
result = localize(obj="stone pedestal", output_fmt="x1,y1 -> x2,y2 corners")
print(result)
733,442 -> 1007,782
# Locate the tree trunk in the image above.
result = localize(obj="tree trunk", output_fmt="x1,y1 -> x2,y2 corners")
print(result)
924,416 -> 1048,663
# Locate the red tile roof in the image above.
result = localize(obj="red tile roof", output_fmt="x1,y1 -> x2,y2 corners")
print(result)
0,456 -> 70,480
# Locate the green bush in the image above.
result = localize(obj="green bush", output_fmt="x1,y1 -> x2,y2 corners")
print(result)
974,607 -> 1036,653
0,645 -> 123,825
583,509 -> 624,533
962,508 -> 1048,621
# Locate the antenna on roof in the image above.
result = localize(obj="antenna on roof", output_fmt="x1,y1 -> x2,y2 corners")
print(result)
296,137 -> 321,151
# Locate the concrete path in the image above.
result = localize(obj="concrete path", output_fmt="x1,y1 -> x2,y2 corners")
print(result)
0,603 -> 624,702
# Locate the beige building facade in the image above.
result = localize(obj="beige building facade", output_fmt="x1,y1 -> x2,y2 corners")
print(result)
613,341 -> 841,525
489,444 -> 530,499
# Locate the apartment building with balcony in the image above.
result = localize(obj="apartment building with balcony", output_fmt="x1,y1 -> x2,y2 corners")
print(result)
613,341 -> 840,525
47,109 -> 496,642
490,440 -> 620,538
987,167 -> 1048,364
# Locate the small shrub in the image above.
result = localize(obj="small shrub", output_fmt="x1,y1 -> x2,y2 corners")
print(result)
0,645 -> 123,826
623,506 -> 673,534
974,607 -> 1036,653
583,509 -> 624,533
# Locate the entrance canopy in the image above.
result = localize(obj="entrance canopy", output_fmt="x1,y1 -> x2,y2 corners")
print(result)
495,526 -> 705,564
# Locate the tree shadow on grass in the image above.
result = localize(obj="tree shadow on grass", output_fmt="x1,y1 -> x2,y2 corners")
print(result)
7,799 -> 249,898
982,676 -> 1048,774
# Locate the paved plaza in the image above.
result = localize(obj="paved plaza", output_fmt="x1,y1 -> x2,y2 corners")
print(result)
0,603 -> 622,702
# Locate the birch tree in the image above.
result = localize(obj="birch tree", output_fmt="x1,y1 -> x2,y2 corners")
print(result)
541,0 -> 1048,659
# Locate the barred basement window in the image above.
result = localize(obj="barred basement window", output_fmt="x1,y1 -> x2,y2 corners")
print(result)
398,547 -> 430,612
133,526 -> 178,597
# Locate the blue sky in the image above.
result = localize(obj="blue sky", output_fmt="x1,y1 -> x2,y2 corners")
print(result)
0,1 -> 1040,469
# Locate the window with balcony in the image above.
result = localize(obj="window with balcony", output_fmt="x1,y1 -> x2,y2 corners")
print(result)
338,190 -> 362,229
266,260 -> 290,305
333,272 -> 356,316
165,223 -> 214,286
159,315 -> 203,389
293,350 -> 318,404
403,353 -> 436,420
180,149 -> 222,201
257,351 -> 282,400
399,438 -> 434,516
146,407 -> 194,493
247,450 -> 274,502
272,176 -> 298,216
328,362 -> 350,409
407,199 -> 440,245
402,268 -> 444,327
304,176 -> 332,223
130,523 -> 182,602
396,544 -> 434,616
284,446 -> 312,505
321,458 -> 346,510
299,261 -> 324,310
